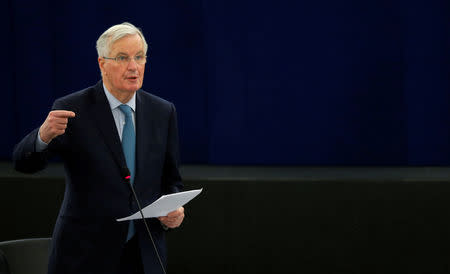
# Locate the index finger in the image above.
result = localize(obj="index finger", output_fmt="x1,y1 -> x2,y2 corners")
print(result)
51,110 -> 76,118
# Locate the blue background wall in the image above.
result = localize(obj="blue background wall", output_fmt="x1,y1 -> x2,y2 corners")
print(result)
3,0 -> 450,165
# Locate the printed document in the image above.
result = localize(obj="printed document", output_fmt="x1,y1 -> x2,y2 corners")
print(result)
117,189 -> 202,222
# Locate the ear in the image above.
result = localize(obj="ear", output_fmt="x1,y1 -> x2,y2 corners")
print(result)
98,57 -> 105,72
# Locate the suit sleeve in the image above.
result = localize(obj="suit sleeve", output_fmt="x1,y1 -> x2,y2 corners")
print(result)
12,128 -> 50,173
12,99 -> 68,173
161,103 -> 184,194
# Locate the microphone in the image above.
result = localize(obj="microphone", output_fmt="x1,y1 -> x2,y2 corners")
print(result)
121,167 -> 167,274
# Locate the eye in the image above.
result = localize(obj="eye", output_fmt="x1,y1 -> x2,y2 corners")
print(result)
135,55 -> 144,61
117,55 -> 128,62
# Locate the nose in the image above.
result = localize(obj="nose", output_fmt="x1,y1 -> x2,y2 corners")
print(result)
126,58 -> 138,70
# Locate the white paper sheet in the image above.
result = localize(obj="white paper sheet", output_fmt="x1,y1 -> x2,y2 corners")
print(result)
116,189 -> 202,222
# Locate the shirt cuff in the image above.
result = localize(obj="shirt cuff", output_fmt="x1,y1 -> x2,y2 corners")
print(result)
35,131 -> 49,152
161,223 -> 169,231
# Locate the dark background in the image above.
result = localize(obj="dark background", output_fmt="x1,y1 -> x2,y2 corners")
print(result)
3,0 -> 450,165
3,165 -> 450,274
4,2 -> 450,273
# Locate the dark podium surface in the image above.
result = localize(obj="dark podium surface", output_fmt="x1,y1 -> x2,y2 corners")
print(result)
1,162 -> 450,274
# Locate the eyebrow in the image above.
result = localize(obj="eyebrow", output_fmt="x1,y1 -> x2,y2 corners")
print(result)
115,51 -> 145,56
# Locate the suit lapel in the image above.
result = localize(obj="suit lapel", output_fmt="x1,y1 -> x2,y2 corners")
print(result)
135,90 -> 156,189
89,82 -> 127,172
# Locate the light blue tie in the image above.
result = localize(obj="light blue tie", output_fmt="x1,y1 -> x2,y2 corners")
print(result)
118,104 -> 136,241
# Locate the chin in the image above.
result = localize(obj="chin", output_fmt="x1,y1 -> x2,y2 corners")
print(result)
124,83 -> 141,92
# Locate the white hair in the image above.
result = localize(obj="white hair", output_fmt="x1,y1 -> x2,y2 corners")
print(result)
96,22 -> 148,57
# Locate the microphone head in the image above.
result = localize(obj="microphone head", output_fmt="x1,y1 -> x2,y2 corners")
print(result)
121,167 -> 131,181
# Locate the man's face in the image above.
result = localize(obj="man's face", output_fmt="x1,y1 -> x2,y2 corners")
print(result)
99,34 -> 146,97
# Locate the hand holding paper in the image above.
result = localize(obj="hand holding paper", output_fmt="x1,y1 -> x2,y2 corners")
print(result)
117,189 -> 202,222
159,207 -> 185,228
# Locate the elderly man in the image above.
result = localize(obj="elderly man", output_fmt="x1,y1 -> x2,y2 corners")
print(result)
13,22 -> 184,274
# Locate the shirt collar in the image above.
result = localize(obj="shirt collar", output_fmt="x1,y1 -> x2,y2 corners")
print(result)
103,83 -> 136,112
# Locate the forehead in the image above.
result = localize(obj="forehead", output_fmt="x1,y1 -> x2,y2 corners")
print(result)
109,34 -> 144,55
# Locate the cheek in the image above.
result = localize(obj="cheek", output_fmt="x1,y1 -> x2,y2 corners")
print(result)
112,75 -> 122,85
113,70 -> 126,82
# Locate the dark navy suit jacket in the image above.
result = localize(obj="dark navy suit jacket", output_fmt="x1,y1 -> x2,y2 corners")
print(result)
13,81 -> 183,274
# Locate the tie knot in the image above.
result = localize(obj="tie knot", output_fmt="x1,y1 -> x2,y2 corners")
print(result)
118,104 -> 133,117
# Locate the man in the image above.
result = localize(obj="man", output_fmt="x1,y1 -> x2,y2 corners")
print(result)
13,22 -> 184,274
